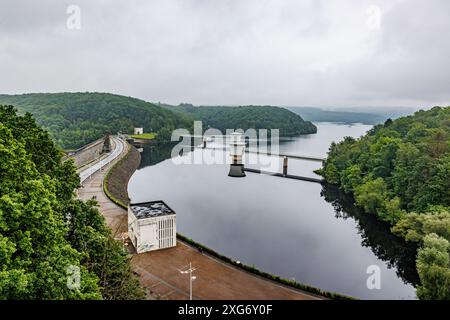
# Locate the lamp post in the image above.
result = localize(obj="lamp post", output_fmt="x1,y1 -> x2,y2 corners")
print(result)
228,132 -> 246,177
179,262 -> 197,300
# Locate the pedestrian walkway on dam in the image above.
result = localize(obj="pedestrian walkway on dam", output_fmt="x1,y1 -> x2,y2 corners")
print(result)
77,137 -> 129,236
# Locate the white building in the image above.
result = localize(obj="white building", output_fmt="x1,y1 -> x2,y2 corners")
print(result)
134,127 -> 144,135
128,201 -> 176,253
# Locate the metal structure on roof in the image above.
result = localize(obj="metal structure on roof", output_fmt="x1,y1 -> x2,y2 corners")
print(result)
130,201 -> 175,220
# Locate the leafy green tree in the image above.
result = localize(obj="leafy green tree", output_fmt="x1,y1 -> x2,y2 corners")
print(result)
318,162 -> 340,184
0,105 -> 81,201
63,199 -> 145,299
0,124 -> 101,299
393,207 -> 450,243
0,105 -> 144,299
319,106 -> 450,300
354,178 -> 388,216
340,164 -> 362,193
416,234 -> 450,300
391,143 -> 421,205
367,136 -> 401,180
156,126 -> 174,143
381,197 -> 406,225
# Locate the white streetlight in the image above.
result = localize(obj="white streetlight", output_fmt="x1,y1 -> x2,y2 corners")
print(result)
179,262 -> 197,300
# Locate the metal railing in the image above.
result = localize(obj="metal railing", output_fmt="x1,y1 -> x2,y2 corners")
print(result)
79,137 -> 125,183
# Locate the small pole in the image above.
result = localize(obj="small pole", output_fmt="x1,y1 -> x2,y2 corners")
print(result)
203,140 -> 206,149
283,156 -> 288,176
189,262 -> 193,301
179,262 -> 196,300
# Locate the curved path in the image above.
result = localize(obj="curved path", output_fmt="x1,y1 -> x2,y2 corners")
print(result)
77,137 -> 322,300
78,137 -> 129,235
79,137 -> 125,183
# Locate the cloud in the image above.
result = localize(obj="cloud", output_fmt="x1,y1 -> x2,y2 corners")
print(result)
0,0 -> 448,108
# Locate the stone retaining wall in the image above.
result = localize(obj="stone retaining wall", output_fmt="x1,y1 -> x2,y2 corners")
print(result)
67,138 -> 105,169
104,143 -> 141,207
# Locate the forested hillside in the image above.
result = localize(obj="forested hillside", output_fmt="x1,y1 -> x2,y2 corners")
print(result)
0,105 -> 144,299
0,93 -> 193,149
318,106 -> 450,299
165,104 -> 317,136
0,93 -> 318,150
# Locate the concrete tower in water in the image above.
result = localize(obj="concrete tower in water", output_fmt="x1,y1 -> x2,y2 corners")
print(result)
228,132 -> 246,177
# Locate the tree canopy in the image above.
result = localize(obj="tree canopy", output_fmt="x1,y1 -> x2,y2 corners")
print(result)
0,93 -> 193,150
318,106 -> 450,299
0,93 -> 317,150
0,105 -> 144,299
166,104 -> 317,136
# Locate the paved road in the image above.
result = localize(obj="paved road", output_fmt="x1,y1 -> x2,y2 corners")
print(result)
79,137 -> 124,183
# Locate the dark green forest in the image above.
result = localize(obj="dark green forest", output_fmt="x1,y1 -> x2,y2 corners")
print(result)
165,104 -> 317,136
0,93 -> 193,150
0,105 -> 144,299
0,93 -> 317,151
318,106 -> 450,300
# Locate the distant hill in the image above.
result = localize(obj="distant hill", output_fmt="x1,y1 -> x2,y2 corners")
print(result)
0,93 -> 193,149
164,104 -> 317,136
286,106 -> 418,124
287,107 -> 385,124
336,106 -> 417,120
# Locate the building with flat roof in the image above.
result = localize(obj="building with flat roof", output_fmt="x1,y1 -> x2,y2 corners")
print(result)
134,128 -> 144,135
128,201 -> 176,253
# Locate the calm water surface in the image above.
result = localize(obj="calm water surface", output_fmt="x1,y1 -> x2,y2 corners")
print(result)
128,123 -> 419,299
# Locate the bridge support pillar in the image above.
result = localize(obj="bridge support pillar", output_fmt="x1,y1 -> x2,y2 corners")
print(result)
283,156 -> 288,176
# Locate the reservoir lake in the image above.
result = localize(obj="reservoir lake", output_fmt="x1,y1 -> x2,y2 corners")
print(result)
128,123 -> 419,300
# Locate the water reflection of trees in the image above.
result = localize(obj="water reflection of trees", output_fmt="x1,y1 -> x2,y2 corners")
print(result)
136,144 -> 420,287
321,183 -> 420,287
137,143 -> 177,168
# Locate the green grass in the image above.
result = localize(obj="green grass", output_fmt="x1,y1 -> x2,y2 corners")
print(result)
130,133 -> 156,140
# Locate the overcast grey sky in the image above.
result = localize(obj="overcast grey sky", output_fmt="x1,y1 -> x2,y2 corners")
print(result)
0,0 -> 449,108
